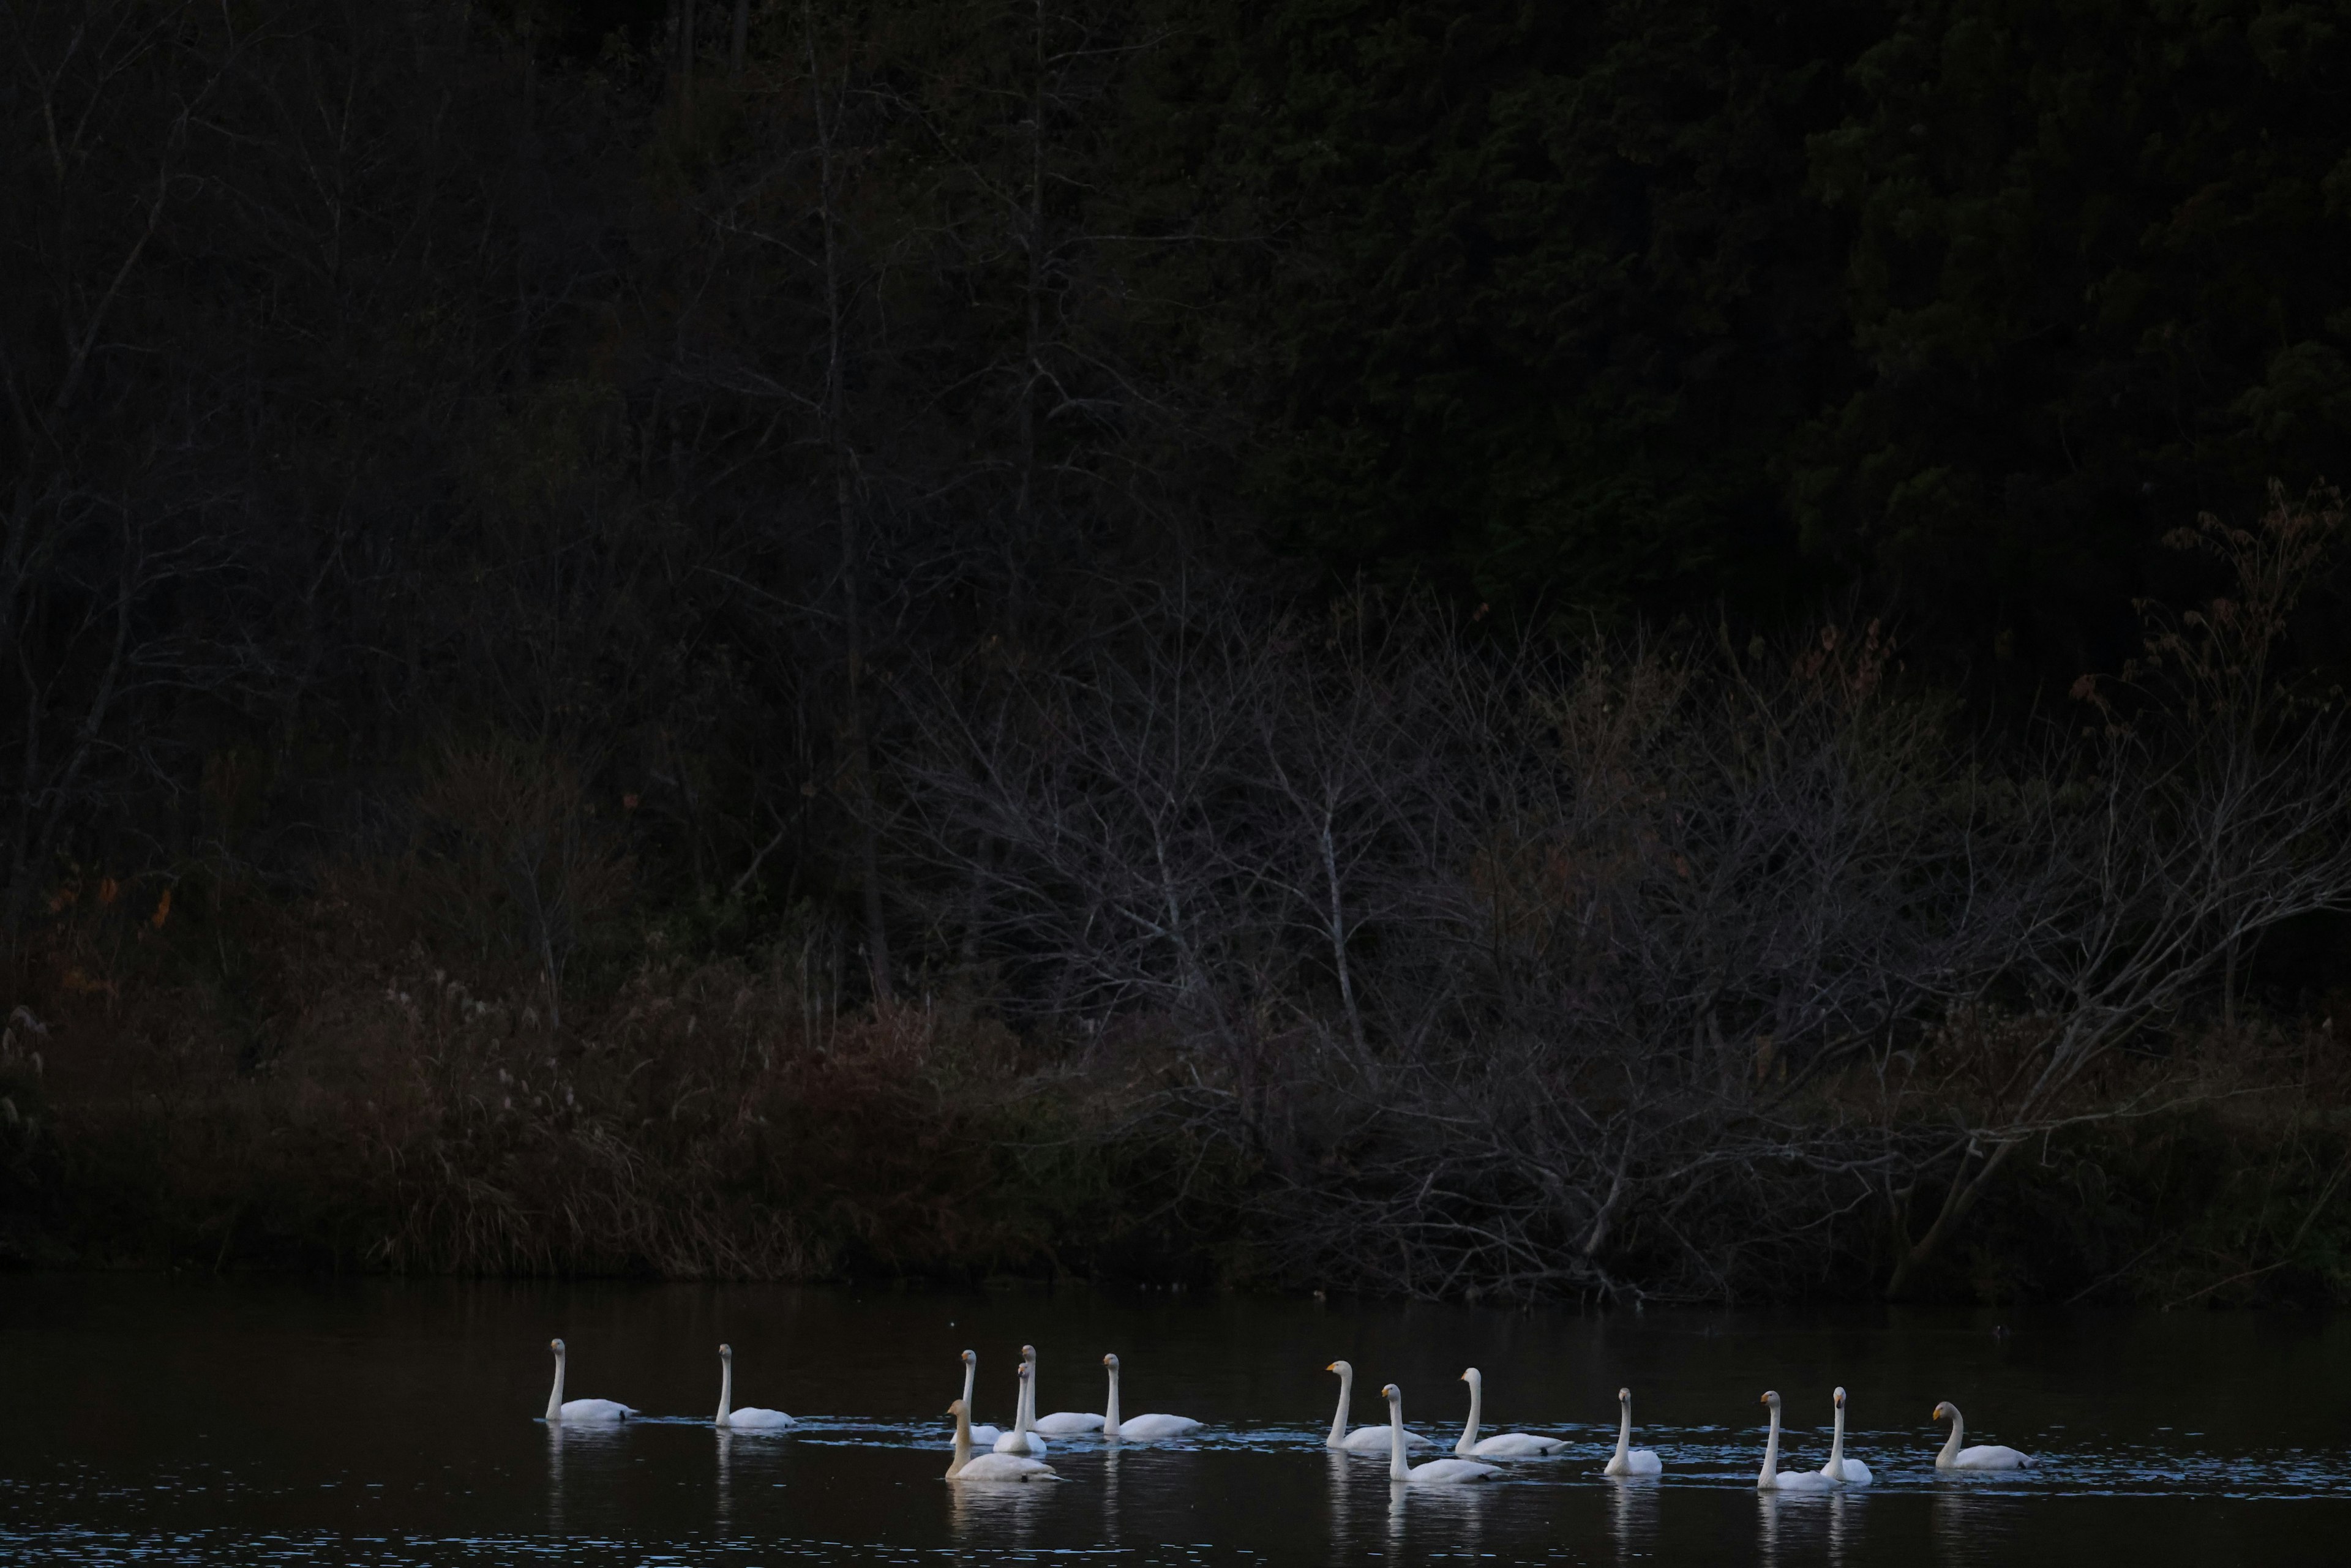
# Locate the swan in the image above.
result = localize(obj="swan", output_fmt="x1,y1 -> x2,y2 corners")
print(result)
543,1338 -> 635,1424
1454,1368 -> 1567,1457
1101,1353 -> 1202,1441
1756,1392 -> 1832,1490
713,1344 -> 793,1430
1932,1401 -> 2034,1470
992,1361 -> 1051,1455
1384,1384 -> 1499,1485
947,1397 -> 1057,1482
956,1351 -> 1002,1446
1819,1387 -> 1870,1484
1033,1345 -> 1106,1436
1327,1360 -> 1427,1451
1603,1387 -> 1663,1476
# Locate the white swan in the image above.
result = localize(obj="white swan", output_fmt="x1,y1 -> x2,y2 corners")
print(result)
1384,1384 -> 1499,1485
1454,1368 -> 1567,1457
1033,1345 -> 1106,1436
713,1344 -> 793,1430
544,1338 -> 635,1424
1933,1401 -> 2034,1470
1819,1386 -> 1870,1484
956,1351 -> 1002,1446
1757,1392 -> 1832,1490
1604,1387 -> 1663,1476
1327,1360 -> 1427,1451
1101,1353 -> 1202,1440
947,1397 -> 1057,1482
992,1360 -> 1051,1455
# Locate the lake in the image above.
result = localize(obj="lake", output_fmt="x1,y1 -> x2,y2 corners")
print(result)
1,1274 -> 2344,1564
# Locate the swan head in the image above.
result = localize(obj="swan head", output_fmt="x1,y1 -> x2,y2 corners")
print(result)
719,1343 -> 733,1361
961,1349 -> 976,1367
947,1397 -> 968,1418
1017,1363 -> 1033,1384
1021,1344 -> 1037,1364
1833,1386 -> 1846,1408
1618,1387 -> 1631,1405
1460,1367 -> 1480,1386
1933,1400 -> 1956,1422
1381,1383 -> 1401,1404
550,1338 -> 565,1356
1761,1390 -> 1782,1410
1103,1353 -> 1119,1368
1327,1360 -> 1351,1376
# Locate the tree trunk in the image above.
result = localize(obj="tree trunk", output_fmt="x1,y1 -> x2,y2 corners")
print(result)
805,3 -> 893,1004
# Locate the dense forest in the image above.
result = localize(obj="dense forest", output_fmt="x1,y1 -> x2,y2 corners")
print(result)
6,0 -> 2351,1306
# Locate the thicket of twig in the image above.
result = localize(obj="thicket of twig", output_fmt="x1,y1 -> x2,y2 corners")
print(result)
886,485 -> 2351,1302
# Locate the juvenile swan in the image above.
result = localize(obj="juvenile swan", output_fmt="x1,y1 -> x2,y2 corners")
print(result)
1385,1384 -> 1500,1485
1932,1401 -> 2034,1470
1101,1353 -> 1202,1440
1454,1368 -> 1567,1457
1756,1392 -> 1832,1490
1604,1387 -> 1663,1476
956,1351 -> 1002,1446
1818,1387 -> 1870,1484
544,1338 -> 636,1424
947,1398 -> 1057,1482
1326,1361 -> 1426,1452
713,1344 -> 793,1430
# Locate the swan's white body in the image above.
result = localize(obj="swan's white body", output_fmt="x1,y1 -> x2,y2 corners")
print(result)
1819,1387 -> 1870,1484
713,1344 -> 793,1430
1101,1354 -> 1201,1441
1757,1392 -> 1833,1491
947,1398 -> 1057,1482
1032,1345 -> 1107,1436
1326,1361 -> 1427,1451
957,1351 -> 1002,1446
993,1359 -> 1051,1455
1933,1402 -> 2034,1471
1454,1368 -> 1567,1457
544,1338 -> 636,1424
1385,1384 -> 1499,1485
1604,1387 -> 1663,1476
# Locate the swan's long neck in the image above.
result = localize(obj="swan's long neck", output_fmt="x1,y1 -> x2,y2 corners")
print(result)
1104,1362 -> 1122,1437
1827,1401 -> 1845,1476
1387,1394 -> 1410,1482
547,1348 -> 565,1422
949,1405 -> 973,1478
1455,1376 -> 1482,1457
961,1357 -> 975,1412
716,1356 -> 734,1427
1938,1408 -> 1964,1467
1329,1366 -> 1352,1446
1613,1400 -> 1632,1465
1012,1370 -> 1033,1439
1758,1404 -> 1781,1488
1019,1357 -> 1037,1431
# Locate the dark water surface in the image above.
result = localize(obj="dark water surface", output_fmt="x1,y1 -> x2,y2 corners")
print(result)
2,1274 -> 2345,1564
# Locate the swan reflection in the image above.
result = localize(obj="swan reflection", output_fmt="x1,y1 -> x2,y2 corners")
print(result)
1100,1443 -> 1121,1543
714,1429 -> 734,1537
1385,1475 -> 1488,1559
1325,1451 -> 1353,1551
949,1471 -> 1056,1542
545,1421 -> 565,1534
544,1416 -> 626,1535
1607,1474 -> 1658,1563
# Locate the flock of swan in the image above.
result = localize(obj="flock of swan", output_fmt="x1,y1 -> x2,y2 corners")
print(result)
543,1338 -> 2036,1488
